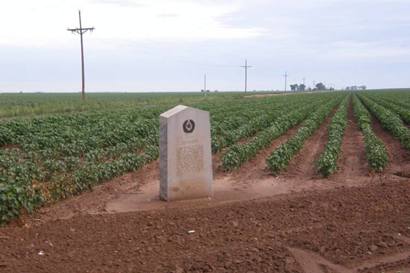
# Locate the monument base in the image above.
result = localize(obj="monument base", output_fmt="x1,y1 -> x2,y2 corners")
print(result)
160,179 -> 212,201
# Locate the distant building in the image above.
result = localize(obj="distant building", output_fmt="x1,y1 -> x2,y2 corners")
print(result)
345,85 -> 366,91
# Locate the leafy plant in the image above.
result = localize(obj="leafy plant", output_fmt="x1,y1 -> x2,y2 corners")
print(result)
222,103 -> 317,170
266,96 -> 344,175
352,95 -> 388,172
317,96 -> 349,177
359,94 -> 410,150
0,92 -> 332,224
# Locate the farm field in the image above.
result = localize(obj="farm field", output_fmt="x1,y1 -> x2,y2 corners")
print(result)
1,90 -> 410,272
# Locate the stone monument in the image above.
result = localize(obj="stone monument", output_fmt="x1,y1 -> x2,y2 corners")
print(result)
159,105 -> 213,201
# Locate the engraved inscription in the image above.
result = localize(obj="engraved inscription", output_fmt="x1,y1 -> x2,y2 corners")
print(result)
177,145 -> 204,176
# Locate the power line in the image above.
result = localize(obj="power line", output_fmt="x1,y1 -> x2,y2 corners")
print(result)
67,10 -> 95,100
240,59 -> 252,92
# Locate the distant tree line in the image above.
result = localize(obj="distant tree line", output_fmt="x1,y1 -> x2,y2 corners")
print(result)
290,82 -> 334,92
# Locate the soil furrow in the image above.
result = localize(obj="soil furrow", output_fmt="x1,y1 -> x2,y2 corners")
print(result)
282,108 -> 336,179
228,124 -> 303,183
333,99 -> 368,180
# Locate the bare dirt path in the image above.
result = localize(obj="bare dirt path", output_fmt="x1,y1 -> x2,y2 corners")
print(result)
1,180 -> 410,273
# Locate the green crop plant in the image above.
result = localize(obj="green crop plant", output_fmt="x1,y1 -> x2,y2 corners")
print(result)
365,95 -> 410,124
359,94 -> 410,150
222,103 -> 316,171
352,95 -> 388,172
317,96 -> 349,177
266,95 -> 345,175
0,92 -> 332,224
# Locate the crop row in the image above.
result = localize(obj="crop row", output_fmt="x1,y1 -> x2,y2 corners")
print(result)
1,93 -> 330,224
219,94 -> 336,170
212,102 -> 293,153
316,96 -> 349,177
211,94 -> 321,153
365,95 -> 410,124
358,94 -> 410,150
362,91 -> 410,111
352,95 -> 389,171
221,103 -> 318,170
266,95 -> 344,174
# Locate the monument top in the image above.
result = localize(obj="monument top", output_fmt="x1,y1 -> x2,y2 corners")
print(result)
160,105 -> 209,119
160,105 -> 188,119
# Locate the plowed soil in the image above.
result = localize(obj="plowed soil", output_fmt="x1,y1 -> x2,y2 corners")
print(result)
1,100 -> 410,273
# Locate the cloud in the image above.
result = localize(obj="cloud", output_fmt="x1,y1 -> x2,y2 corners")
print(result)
324,41 -> 410,60
1,0 -> 410,91
157,13 -> 179,18
0,0 -> 267,47
91,0 -> 146,7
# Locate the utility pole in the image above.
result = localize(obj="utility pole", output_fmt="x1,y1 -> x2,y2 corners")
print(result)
241,59 -> 252,92
284,72 -> 288,92
68,10 -> 95,100
204,73 -> 207,92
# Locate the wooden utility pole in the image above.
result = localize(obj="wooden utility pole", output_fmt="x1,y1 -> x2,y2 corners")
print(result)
241,59 -> 252,92
204,73 -> 207,92
68,10 -> 95,100
284,72 -> 288,92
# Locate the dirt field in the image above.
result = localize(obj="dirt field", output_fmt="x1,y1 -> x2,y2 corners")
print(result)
1,102 -> 410,273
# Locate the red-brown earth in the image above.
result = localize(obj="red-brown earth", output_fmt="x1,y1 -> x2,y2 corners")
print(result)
1,101 -> 410,273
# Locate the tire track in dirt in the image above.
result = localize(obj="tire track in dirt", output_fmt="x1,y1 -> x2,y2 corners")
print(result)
282,108 -> 336,179
371,116 -> 410,178
333,99 -> 368,180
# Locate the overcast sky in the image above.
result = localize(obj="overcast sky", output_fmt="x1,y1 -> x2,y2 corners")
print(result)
1,0 -> 409,92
